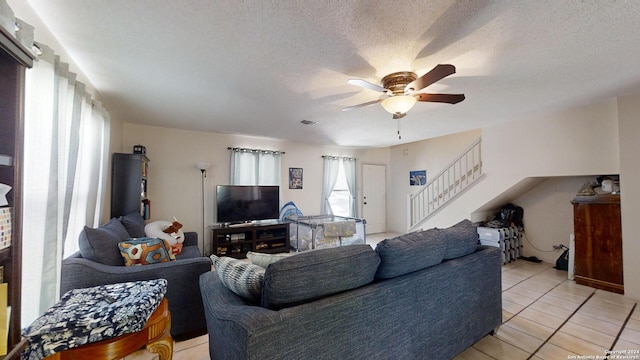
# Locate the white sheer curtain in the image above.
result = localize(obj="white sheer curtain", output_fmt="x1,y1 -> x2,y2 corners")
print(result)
343,158 -> 357,217
320,157 -> 340,215
229,148 -> 281,185
21,43 -> 110,327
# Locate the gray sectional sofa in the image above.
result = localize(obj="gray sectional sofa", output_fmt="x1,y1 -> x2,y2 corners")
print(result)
61,213 -> 212,339
199,219 -> 502,360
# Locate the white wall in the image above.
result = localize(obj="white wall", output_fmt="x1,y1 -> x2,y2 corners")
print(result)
617,92 -> 640,300
121,123 -> 383,252
512,176 -> 598,263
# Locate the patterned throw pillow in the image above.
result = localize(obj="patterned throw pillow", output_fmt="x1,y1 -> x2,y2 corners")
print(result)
210,255 -> 265,302
118,237 -> 175,266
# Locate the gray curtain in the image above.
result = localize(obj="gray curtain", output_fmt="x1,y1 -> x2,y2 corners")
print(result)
321,157 -> 340,215
343,158 -> 357,217
22,43 -> 110,327
230,148 -> 281,185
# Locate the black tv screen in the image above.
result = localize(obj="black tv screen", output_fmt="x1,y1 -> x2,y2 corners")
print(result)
216,185 -> 280,224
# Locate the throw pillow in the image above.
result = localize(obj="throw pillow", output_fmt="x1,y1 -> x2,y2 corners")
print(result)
145,220 -> 185,255
374,229 -> 446,279
441,219 -> 479,260
210,255 -> 265,303
118,212 -> 146,238
246,251 -> 297,268
261,245 -> 380,310
118,237 -> 175,266
78,218 -> 131,266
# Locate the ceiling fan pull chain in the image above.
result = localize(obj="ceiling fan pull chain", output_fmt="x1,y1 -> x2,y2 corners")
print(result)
397,119 -> 401,140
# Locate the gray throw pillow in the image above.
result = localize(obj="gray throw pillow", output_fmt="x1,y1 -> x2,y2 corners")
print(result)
118,212 -> 146,238
375,229 -> 446,279
441,219 -> 479,260
261,245 -> 380,310
78,218 -> 130,266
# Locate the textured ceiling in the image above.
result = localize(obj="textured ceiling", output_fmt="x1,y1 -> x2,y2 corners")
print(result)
25,0 -> 640,148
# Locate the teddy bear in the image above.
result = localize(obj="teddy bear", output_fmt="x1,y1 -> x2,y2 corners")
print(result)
144,217 -> 185,255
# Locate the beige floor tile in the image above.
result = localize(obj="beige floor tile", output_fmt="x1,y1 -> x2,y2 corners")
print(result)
578,303 -> 628,325
453,345 -> 495,360
529,298 -> 575,319
593,289 -> 638,308
535,342 -> 579,360
502,298 -> 526,315
554,281 -> 595,297
559,321 -> 616,348
173,342 -> 210,360
519,307 -> 567,329
537,294 -> 582,312
611,339 -> 640,352
503,290 -> 537,307
548,331 -> 609,356
174,335 -> 208,352
495,322 -> 545,353
627,317 -> 640,332
545,287 -> 590,304
503,309 -> 515,322
568,312 -> 624,337
472,334 -> 530,360
508,284 -> 546,301
504,315 -> 555,341
620,326 -> 640,346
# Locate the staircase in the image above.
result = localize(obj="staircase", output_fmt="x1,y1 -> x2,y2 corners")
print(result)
407,137 -> 484,231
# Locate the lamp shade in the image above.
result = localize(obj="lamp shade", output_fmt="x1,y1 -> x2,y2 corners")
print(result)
381,95 -> 417,115
196,162 -> 210,171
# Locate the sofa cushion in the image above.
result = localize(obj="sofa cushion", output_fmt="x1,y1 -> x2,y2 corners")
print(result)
442,219 -> 479,260
78,218 -> 130,266
118,212 -> 146,238
118,237 -> 175,266
210,255 -> 265,303
375,229 -> 446,279
246,251 -> 297,268
261,245 -> 380,310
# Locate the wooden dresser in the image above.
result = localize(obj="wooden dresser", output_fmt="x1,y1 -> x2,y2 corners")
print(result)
571,194 -> 623,294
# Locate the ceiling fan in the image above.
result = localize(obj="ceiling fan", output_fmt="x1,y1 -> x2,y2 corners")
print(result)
342,64 -> 465,119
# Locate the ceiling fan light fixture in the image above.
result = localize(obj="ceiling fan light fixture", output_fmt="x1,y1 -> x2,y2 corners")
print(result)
381,95 -> 417,115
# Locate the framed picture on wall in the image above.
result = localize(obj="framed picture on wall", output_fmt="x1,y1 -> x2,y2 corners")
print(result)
289,168 -> 303,189
410,170 -> 427,186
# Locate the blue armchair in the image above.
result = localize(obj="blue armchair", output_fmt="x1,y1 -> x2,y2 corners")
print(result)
61,214 -> 212,340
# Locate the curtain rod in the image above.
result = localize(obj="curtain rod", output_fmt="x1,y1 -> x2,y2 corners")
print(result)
228,147 -> 285,155
322,155 -> 356,161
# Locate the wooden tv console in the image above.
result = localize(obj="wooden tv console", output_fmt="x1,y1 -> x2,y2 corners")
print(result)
209,221 -> 290,258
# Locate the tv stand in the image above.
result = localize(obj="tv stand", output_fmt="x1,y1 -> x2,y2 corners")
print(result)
209,221 -> 290,258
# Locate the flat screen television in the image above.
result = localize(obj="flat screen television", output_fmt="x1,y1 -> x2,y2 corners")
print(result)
216,185 -> 280,224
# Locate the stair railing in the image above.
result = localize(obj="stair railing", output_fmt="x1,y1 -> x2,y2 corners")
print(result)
407,137 -> 483,230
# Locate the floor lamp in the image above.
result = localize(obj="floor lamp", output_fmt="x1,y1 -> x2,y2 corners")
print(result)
196,162 -> 210,255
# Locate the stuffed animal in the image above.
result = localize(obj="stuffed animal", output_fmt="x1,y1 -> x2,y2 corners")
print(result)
145,217 -> 185,255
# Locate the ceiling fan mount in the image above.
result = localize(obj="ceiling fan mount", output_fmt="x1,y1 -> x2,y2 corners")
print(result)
343,64 -> 465,118
380,71 -> 418,95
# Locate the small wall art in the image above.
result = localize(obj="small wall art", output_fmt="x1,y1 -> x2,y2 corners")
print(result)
289,167 -> 303,189
410,170 -> 427,186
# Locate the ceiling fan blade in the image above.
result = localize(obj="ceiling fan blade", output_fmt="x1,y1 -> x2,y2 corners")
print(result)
392,112 -> 407,120
341,99 -> 383,111
405,64 -> 456,93
414,93 -> 465,104
348,79 -> 389,93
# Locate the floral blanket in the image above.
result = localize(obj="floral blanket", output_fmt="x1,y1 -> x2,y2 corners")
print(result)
21,279 -> 167,360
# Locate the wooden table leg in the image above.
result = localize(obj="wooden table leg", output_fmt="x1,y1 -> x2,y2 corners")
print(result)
43,298 -> 173,360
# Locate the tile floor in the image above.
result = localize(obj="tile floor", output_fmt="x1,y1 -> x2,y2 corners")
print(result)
127,236 -> 640,360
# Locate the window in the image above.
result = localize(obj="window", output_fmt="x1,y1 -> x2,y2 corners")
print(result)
328,162 -> 350,217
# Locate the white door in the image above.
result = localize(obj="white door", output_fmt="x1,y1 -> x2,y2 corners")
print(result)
362,164 -> 386,234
